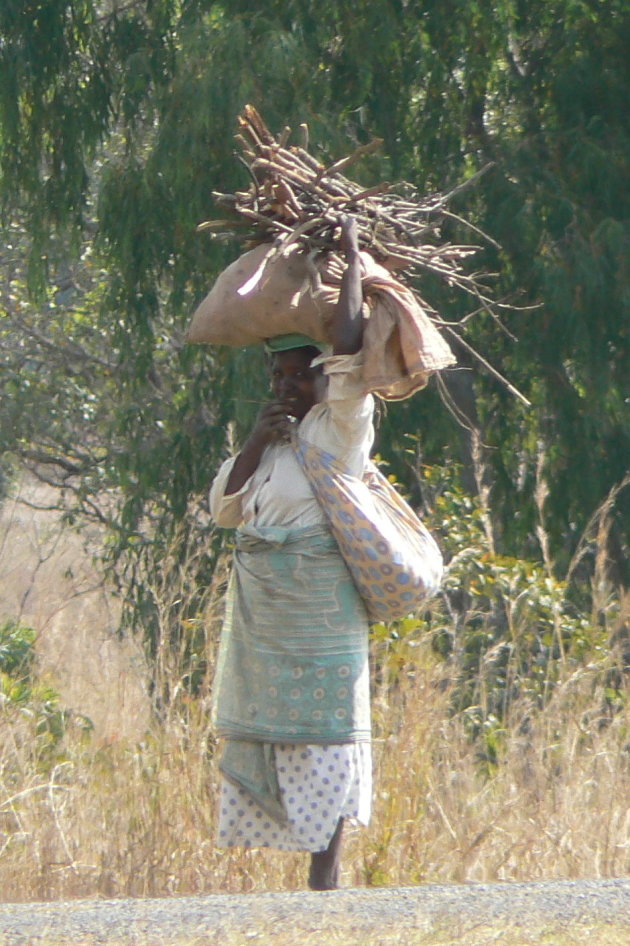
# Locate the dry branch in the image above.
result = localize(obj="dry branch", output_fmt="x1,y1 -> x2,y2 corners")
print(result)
201,105 -> 494,272
199,105 -> 531,405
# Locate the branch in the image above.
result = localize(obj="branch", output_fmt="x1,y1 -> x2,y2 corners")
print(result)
438,321 -> 532,407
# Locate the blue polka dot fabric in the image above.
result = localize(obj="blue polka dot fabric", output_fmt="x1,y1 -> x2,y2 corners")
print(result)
294,437 -> 444,621
217,742 -> 372,852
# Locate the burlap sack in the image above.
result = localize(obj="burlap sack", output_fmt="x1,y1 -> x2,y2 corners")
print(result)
359,262 -> 457,399
186,243 -> 334,346
187,243 -> 456,399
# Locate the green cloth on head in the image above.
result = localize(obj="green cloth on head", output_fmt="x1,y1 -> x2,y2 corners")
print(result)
264,333 -> 323,353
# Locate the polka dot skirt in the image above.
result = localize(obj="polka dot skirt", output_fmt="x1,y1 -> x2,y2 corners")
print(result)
216,742 -> 372,853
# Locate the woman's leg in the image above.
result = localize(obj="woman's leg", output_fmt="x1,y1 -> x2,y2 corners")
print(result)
308,818 -> 344,890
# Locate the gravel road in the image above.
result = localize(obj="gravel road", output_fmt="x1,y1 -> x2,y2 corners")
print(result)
0,878 -> 629,945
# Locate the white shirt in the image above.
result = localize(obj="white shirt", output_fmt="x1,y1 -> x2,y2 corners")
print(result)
209,353 -> 374,530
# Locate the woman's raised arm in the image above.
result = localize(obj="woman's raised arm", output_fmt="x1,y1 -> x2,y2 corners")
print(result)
331,216 -> 364,356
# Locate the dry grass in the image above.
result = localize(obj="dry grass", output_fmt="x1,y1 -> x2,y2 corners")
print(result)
1,473 -> 629,903
270,924 -> 630,946
0,610 -> 629,901
192,923 -> 630,946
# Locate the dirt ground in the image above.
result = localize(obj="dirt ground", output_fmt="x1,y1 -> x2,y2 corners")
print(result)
0,879 -> 629,946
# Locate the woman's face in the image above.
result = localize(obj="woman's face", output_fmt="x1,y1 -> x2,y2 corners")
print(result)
270,349 -> 324,421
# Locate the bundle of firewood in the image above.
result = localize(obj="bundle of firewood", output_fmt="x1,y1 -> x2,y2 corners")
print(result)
195,105 -> 530,406
200,105 -> 495,308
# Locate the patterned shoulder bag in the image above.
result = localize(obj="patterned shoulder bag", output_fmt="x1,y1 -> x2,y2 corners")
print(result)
294,437 -> 443,622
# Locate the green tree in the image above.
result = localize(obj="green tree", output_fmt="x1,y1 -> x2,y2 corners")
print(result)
0,0 -> 627,661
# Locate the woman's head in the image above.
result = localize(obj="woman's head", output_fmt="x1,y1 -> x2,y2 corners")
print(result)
270,347 -> 325,420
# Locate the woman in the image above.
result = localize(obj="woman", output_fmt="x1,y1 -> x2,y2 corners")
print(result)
209,217 -> 373,889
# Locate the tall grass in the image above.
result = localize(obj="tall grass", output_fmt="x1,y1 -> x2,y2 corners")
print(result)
0,472 -> 628,901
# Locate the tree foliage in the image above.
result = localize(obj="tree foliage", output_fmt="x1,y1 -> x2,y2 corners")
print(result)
0,0 -> 628,655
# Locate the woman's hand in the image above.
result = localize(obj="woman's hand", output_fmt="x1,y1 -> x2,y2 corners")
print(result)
339,215 -> 360,257
249,400 -> 296,447
223,400 -> 294,495
332,215 -> 364,355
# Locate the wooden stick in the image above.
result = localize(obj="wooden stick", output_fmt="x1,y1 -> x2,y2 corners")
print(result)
439,321 -> 532,407
315,138 -> 384,181
203,107 -> 530,406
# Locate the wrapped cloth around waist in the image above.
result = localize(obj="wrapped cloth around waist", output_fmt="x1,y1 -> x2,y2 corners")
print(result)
235,522 -> 336,553
213,523 -> 370,745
